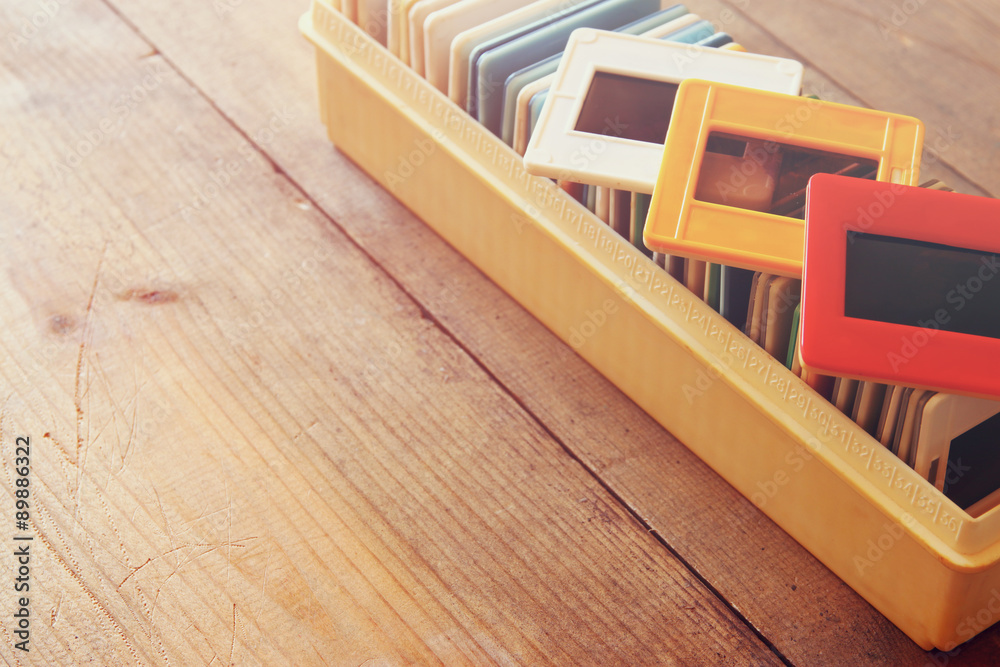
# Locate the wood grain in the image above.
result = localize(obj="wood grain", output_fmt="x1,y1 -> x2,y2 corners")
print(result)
0,0 -> 787,664
5,0 -> 1000,663
94,0 -> 1000,663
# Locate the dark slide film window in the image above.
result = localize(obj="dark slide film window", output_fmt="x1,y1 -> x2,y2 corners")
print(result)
845,233 -> 1000,339
945,411 -> 1000,510
574,71 -> 678,144
694,132 -> 878,217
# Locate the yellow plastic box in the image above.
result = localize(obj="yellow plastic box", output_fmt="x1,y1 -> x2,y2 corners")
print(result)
300,0 -> 1000,650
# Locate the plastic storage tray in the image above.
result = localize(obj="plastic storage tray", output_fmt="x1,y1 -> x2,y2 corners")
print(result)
300,0 -> 1000,650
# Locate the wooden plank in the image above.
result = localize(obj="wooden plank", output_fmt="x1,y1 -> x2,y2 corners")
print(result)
99,0 -> 1000,662
0,0 -> 786,663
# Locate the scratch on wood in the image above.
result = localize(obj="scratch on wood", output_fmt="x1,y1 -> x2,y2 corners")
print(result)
41,431 -> 74,467
73,244 -> 106,522
116,560 -> 146,586
98,491 -> 132,571
226,480 -> 233,591
117,546 -> 193,589
148,561 -> 180,664
233,603 -> 250,662
230,604 -> 237,667
76,245 -> 105,454
154,487 -> 180,546
256,529 -> 272,622
90,351 -> 123,428
50,594 -> 62,626
88,350 -> 147,483
32,516 -> 145,663
120,356 -> 147,474
118,539 -> 258,589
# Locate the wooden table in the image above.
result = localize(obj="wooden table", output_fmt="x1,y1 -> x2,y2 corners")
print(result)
3,0 -> 999,663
